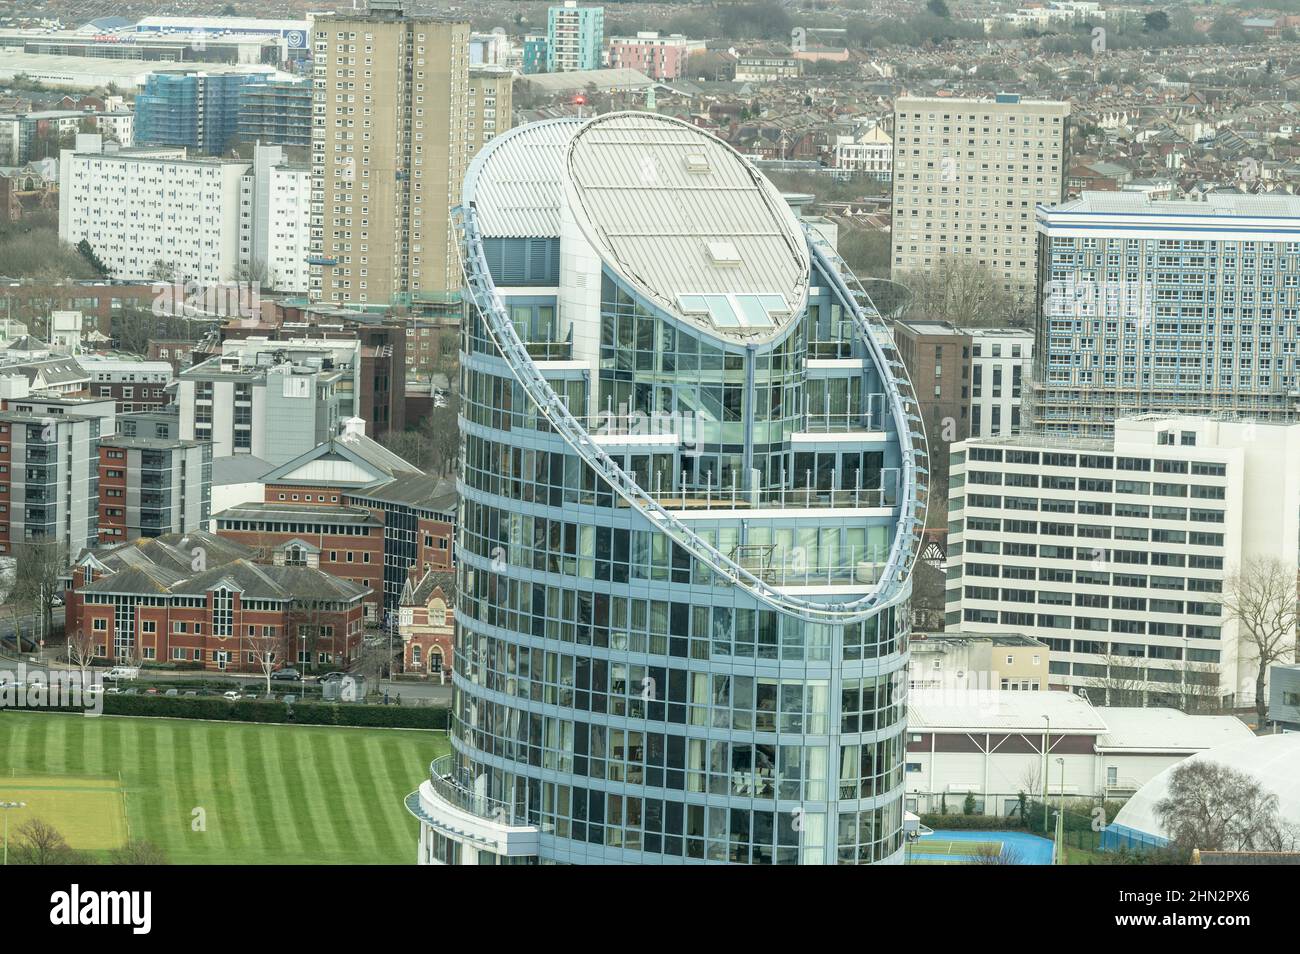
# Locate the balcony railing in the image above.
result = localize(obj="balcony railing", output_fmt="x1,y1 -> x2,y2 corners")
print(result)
428,755 -> 528,827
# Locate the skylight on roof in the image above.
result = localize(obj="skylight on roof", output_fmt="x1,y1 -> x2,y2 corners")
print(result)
707,241 -> 741,266
684,154 -> 711,174
677,293 -> 789,331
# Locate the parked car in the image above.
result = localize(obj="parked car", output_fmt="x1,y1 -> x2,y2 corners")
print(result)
222,690 -> 241,701
271,668 -> 301,682
164,688 -> 179,696
320,671 -> 347,684
183,690 -> 199,697
144,687 -> 160,695
104,667 -> 140,682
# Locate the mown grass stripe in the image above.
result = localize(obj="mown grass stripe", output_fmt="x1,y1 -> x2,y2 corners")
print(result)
308,732 -> 381,858
375,736 -> 428,853
238,726 -> 287,857
204,725 -> 249,854
270,726 -> 325,857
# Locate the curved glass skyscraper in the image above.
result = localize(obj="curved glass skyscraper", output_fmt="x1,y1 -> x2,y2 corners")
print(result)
407,113 -> 927,865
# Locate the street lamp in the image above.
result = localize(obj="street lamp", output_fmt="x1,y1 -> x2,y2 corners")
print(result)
1,801 -> 26,865
1054,757 -> 1066,865
1041,715 -> 1050,833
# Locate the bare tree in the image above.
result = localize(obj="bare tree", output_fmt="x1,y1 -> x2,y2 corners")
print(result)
9,541 -> 67,650
1219,556 -> 1299,726
1172,660 -> 1224,714
10,817 -> 79,865
64,628 -> 97,683
1155,760 -> 1300,854
243,628 -> 285,694
895,257 -> 1029,327
109,841 -> 170,865
968,843 -> 1023,865
1087,652 -> 1148,707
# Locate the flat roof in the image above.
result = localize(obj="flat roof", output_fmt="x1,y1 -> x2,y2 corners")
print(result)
1047,190 -> 1300,218
1095,708 -> 1254,753
909,690 -> 1108,734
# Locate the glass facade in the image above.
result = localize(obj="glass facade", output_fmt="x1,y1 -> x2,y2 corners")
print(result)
412,115 -> 925,865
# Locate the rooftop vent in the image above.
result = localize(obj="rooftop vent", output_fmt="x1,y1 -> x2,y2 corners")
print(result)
683,154 -> 710,174
706,240 -> 741,266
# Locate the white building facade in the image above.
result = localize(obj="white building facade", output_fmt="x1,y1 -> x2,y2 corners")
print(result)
966,327 -> 1034,438
240,143 -> 311,293
945,415 -> 1300,708
59,135 -> 249,284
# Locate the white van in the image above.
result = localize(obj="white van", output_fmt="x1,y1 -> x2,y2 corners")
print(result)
104,667 -> 140,681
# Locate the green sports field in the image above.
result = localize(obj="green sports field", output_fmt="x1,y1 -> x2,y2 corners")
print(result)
0,711 -> 449,864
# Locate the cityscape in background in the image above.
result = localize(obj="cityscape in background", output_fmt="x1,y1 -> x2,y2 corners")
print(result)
0,0 -> 1294,878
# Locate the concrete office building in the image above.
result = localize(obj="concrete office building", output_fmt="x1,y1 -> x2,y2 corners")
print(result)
966,327 -> 1033,438
406,113 -> 928,865
1032,192 -> 1300,435
59,136 -> 250,284
310,4 -> 470,307
98,434 -> 212,542
891,94 -> 1069,303
546,2 -> 604,72
945,415 -> 1300,710
176,337 -> 362,464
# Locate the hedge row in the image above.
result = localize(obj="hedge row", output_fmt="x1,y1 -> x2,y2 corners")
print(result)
90,693 -> 449,729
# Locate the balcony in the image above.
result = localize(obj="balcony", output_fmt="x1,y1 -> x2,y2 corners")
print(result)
404,756 -> 539,864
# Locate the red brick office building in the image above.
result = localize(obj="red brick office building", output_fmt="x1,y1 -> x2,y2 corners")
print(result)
64,532 -> 369,672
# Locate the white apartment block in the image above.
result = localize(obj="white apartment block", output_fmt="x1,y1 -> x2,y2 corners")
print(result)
240,143 -> 311,293
945,415 -> 1300,710
966,327 -> 1034,438
1033,192 -> 1300,435
59,135 -> 249,284
891,95 -> 1069,303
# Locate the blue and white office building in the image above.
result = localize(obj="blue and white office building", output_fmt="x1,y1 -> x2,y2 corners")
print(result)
406,113 -> 928,864
1032,191 -> 1300,435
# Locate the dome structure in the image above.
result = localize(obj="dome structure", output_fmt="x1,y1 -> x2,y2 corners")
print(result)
1105,733 -> 1300,849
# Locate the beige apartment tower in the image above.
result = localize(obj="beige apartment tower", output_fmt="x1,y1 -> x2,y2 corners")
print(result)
311,4 -> 470,306
467,66 -> 514,163
891,95 -> 1069,304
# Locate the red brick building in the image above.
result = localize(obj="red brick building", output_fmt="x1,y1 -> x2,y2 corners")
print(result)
214,430 -> 455,618
213,502 -> 385,621
398,572 -> 454,679
64,531 -> 369,673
